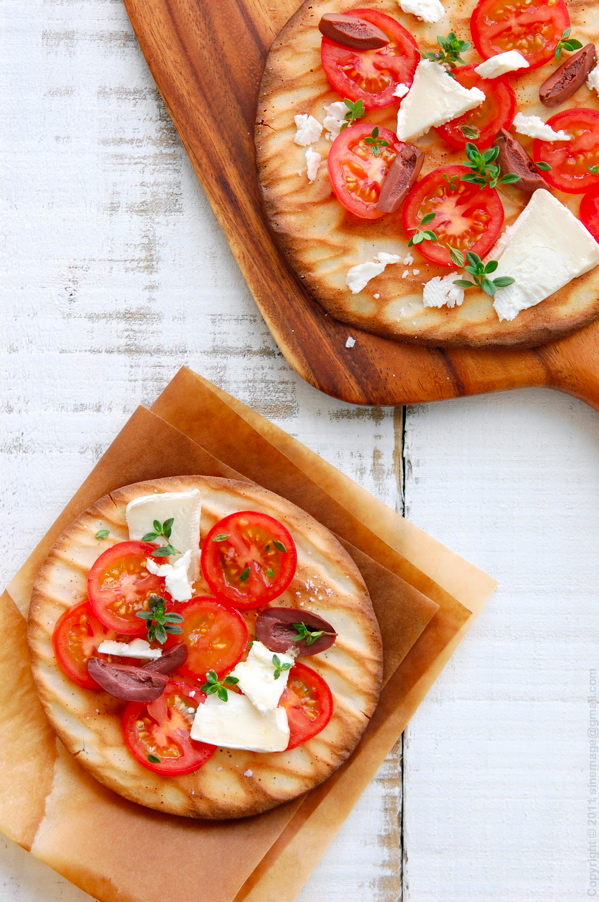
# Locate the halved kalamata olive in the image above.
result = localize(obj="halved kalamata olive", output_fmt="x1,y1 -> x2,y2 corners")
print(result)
143,642 -> 189,674
87,658 -> 168,702
255,606 -> 336,656
376,144 -> 424,214
318,13 -> 389,51
494,129 -> 548,194
540,44 -> 596,108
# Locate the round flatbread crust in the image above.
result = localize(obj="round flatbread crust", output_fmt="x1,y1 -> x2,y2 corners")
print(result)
28,476 -> 382,819
256,0 -> 599,348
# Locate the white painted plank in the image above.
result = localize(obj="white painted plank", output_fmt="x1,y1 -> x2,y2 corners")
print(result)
403,389 -> 599,902
0,0 -> 399,898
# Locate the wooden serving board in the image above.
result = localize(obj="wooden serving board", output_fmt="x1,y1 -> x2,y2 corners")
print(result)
122,0 -> 599,409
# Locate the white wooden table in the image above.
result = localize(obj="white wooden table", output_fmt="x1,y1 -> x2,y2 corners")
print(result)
2,1 -> 598,899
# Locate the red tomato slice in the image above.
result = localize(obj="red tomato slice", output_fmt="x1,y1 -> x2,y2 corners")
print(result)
328,122 -> 409,219
321,8 -> 419,109
580,187 -> 599,242
280,662 -> 333,750
532,109 -> 599,195
201,511 -> 297,610
402,165 -> 504,266
434,66 -> 516,150
88,540 -> 172,636
166,596 -> 248,681
53,600 -> 124,689
471,0 -> 569,71
122,679 -> 215,775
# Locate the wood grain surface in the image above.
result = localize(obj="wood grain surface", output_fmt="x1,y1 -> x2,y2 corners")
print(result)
121,0 -> 599,409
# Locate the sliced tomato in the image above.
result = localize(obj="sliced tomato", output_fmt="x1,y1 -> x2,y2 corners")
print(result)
53,600 -> 121,689
321,8 -> 419,109
328,122 -> 408,219
201,511 -> 297,610
435,66 -> 516,150
280,662 -> 333,750
88,540 -> 172,636
471,0 -> 569,71
532,109 -> 599,195
166,596 -> 248,681
122,678 -> 215,775
580,187 -> 599,241
402,165 -> 504,266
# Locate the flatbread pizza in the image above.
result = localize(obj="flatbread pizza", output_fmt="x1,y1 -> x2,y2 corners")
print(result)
256,0 -> 599,348
28,476 -> 382,819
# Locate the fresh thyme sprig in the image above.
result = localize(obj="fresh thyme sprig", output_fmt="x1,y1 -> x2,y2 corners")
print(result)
201,670 -> 239,702
135,594 -> 184,644
364,126 -> 389,157
450,250 -> 515,298
340,98 -> 365,130
536,161 -> 552,171
95,529 -> 110,540
419,32 -> 470,69
555,28 -> 583,62
407,212 -> 438,247
142,518 -> 179,558
461,143 -> 521,189
292,622 -> 327,646
272,655 -> 293,680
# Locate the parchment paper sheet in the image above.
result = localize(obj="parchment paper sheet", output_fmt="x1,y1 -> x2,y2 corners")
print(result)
0,368 -> 496,902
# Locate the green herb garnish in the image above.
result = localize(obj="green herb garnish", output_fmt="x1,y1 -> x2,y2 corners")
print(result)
135,594 -> 184,644
460,125 -> 480,140
451,250 -> 515,298
201,670 -> 239,702
142,518 -> 179,558
461,142 -> 521,189
147,754 -> 161,763
589,165 -> 599,174
408,211 -> 438,247
555,28 -> 583,61
212,533 -> 230,542
364,126 -> 389,157
340,98 -> 365,130
443,172 -> 459,192
536,161 -> 552,171
239,566 -> 251,583
292,622 -> 326,646
265,569 -> 275,578
273,540 -> 287,553
419,32 -> 470,69
272,655 -> 293,680
95,529 -> 110,540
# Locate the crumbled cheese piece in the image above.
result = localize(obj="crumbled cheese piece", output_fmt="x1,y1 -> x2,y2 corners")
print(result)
126,489 -> 202,580
146,550 -> 193,602
393,83 -> 410,98
402,269 -> 410,278
230,641 -> 296,715
244,769 -> 253,777
345,336 -> 356,348
345,252 -> 402,293
513,113 -> 570,141
412,269 -> 420,275
305,147 -> 322,183
423,273 -> 465,308
323,101 -> 348,140
294,114 -> 322,146
191,692 -> 290,752
587,60 -> 599,93
403,254 -> 414,265
97,639 -> 162,660
474,50 -> 529,79
492,189 -> 599,321
373,293 -> 380,299
396,60 -> 485,142
397,0 -> 445,24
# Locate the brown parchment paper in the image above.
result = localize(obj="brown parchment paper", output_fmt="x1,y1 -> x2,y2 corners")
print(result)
0,367 -> 497,902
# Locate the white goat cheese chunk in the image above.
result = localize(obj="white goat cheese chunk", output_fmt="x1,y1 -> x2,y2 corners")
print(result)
191,692 -> 290,752
230,641 -> 295,715
587,60 -> 599,93
492,190 -> 599,322
474,50 -> 529,78
97,639 -> 162,660
513,113 -> 570,141
294,114 -> 323,146
396,60 -> 485,142
146,550 -> 193,602
346,252 -> 402,293
126,489 -> 202,581
423,274 -> 465,309
397,0 -> 445,24
393,83 -> 410,98
323,101 -> 348,140
305,147 -> 322,183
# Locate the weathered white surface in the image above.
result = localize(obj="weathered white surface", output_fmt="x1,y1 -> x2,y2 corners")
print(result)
1,0 -> 599,901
